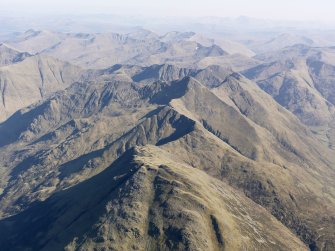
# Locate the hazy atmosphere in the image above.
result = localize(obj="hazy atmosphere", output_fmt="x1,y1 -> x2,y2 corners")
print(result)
1,0 -> 335,21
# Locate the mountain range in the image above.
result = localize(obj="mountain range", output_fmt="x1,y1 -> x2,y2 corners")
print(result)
0,29 -> 334,251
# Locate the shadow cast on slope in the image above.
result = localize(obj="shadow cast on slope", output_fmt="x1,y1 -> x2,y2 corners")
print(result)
0,148 -> 140,251
0,101 -> 50,148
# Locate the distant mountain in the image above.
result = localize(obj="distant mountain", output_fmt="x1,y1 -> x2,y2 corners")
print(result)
8,29 -> 65,54
6,30 -> 256,70
161,31 -> 256,57
246,33 -> 331,53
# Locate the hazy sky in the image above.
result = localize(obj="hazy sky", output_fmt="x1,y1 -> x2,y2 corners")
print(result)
1,0 -> 335,21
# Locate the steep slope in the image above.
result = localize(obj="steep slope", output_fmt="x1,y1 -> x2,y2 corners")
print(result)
0,54 -> 83,122
0,43 -> 30,66
243,48 -> 335,126
211,72 -> 331,163
147,76 -> 335,250
163,77 -> 333,167
243,45 -> 335,149
308,58 -> 335,105
249,45 -> 335,106
0,145 -> 308,251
